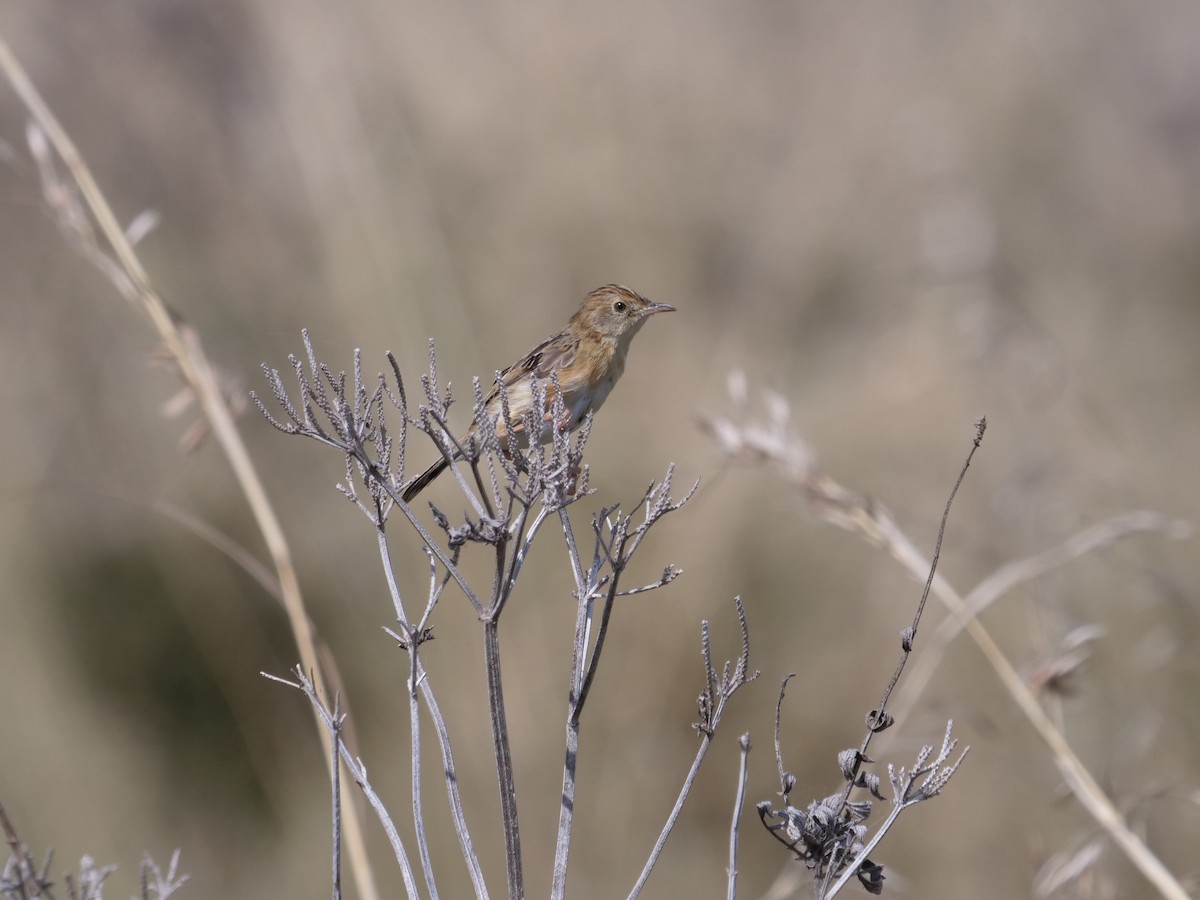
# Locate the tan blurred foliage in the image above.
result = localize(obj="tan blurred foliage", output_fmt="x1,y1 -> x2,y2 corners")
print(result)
1,2 -> 1198,897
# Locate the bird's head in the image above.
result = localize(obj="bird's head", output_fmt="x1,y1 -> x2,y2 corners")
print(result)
573,284 -> 675,340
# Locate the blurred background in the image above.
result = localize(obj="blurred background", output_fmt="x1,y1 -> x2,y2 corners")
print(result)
2,1 -> 1199,897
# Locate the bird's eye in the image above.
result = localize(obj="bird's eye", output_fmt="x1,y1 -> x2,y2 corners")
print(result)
613,300 -> 627,313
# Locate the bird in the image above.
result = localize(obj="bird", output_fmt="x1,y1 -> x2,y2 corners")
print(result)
402,284 -> 674,502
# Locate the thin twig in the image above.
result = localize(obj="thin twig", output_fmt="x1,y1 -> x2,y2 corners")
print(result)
263,669 -> 419,900
758,424 -> 979,897
553,475 -> 695,897
409,644 -> 438,900
551,508 -> 592,900
628,597 -> 757,898
727,734 -> 752,900
331,698 -> 343,900
833,419 -> 985,817
482,620 -> 523,897
773,674 -> 797,799
627,734 -> 713,900
415,670 -> 490,899
375,527 -> 439,900
376,513 -> 485,898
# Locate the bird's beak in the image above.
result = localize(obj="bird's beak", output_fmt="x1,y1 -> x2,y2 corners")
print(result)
643,302 -> 676,316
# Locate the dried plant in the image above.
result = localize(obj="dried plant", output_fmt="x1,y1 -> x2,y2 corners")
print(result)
755,420 -> 980,897
253,331 -> 748,898
0,803 -> 187,900
701,374 -> 1191,900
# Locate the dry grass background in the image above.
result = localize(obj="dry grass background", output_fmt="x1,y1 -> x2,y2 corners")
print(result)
2,2 -> 1199,898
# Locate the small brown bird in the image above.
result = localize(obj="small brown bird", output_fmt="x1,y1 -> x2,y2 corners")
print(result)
402,284 -> 674,502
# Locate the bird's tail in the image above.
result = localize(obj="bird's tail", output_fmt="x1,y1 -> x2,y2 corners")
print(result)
402,457 -> 451,503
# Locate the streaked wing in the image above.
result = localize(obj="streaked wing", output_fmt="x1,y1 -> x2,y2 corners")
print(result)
486,331 -> 580,404
511,332 -> 580,381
